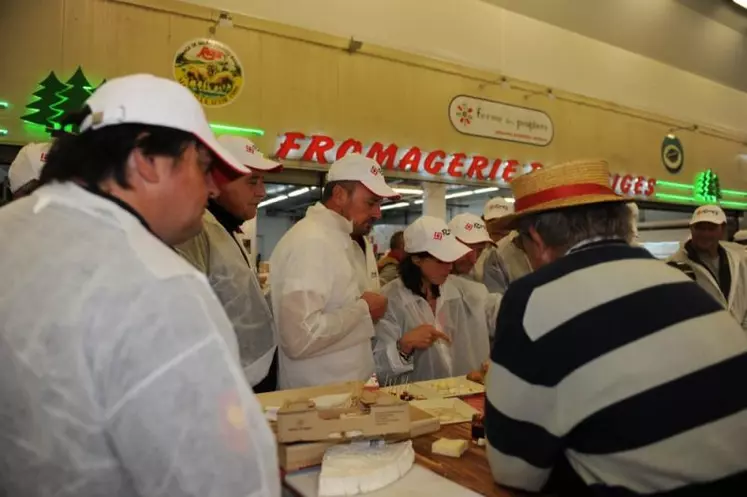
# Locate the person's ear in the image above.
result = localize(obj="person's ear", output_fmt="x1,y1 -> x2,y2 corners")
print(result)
128,147 -> 160,185
528,226 -> 546,252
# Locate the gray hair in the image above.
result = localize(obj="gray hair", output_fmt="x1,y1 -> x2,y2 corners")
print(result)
516,202 -> 634,250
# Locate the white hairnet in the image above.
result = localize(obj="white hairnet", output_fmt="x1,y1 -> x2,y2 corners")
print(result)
373,276 -> 500,384
176,211 -> 276,386
0,182 -> 279,497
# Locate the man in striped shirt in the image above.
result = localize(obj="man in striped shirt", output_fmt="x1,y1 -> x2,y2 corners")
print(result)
485,160 -> 747,497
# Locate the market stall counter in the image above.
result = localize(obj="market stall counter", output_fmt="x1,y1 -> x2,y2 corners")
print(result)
256,378 -> 549,497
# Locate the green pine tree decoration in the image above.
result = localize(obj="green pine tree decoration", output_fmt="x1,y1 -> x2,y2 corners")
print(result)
54,67 -> 94,130
694,169 -> 721,204
21,71 -> 67,130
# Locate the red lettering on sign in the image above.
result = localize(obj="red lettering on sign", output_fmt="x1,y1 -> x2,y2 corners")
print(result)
336,139 -> 363,160
645,178 -> 656,196
447,153 -> 467,178
400,147 -> 422,173
276,132 -> 306,159
610,174 -> 621,191
620,175 -> 633,195
196,46 -> 225,61
488,159 -> 504,181
502,160 -> 520,183
302,135 -> 335,163
466,156 -> 490,180
367,142 -> 399,169
633,176 -> 646,196
529,162 -> 543,173
424,150 -> 446,175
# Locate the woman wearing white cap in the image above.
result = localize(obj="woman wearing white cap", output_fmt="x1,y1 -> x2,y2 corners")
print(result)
5,141 -> 51,199
0,74 -> 279,497
373,216 -> 496,384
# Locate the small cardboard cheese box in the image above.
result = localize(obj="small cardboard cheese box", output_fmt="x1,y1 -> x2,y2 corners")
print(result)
276,390 -> 410,444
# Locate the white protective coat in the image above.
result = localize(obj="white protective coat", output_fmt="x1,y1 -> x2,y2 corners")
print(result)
373,276 -> 501,384
269,203 -> 375,389
0,183 -> 279,497
350,235 -> 381,292
176,210 -> 276,386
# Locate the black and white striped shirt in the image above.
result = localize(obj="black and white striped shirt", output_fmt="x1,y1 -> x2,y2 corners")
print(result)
486,240 -> 747,496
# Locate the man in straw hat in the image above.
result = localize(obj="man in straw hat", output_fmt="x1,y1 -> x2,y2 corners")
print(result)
668,204 -> 747,330
484,160 -> 747,496
478,197 -> 533,293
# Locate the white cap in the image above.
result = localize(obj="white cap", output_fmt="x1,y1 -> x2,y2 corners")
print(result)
734,230 -> 747,242
690,205 -> 726,225
483,197 -> 514,221
327,154 -> 399,199
404,216 -> 471,263
217,135 -> 281,172
9,142 -> 51,193
78,74 -> 249,176
448,213 -> 493,245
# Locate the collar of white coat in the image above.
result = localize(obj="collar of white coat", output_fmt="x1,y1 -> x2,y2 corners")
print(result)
305,202 -> 354,236
395,276 -> 462,306
31,181 -> 206,281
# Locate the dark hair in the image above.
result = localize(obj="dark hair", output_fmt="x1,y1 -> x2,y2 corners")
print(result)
321,180 -> 356,203
517,202 -> 633,251
40,108 -> 200,189
389,231 -> 405,251
399,253 -> 441,300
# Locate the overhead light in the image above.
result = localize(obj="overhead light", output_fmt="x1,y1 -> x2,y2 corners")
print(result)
393,187 -> 423,195
504,197 -> 516,203
381,202 -> 410,211
258,195 -> 288,208
310,186 -> 317,190
445,190 -> 475,200
413,199 -> 424,205
288,187 -> 310,197
473,187 -> 499,194
734,0 -> 747,9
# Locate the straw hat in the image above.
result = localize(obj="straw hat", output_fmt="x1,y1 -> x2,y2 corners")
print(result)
497,159 -> 626,228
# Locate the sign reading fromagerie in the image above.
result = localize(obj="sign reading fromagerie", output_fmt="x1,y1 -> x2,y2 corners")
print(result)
449,96 -> 554,146
274,132 -> 543,187
273,132 -> 656,198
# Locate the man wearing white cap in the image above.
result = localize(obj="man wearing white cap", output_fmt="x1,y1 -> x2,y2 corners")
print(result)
7,142 -> 51,198
733,229 -> 747,247
176,135 -> 283,393
448,212 -> 495,279
0,75 -> 279,497
480,197 -> 533,293
373,216 -> 496,383
270,153 -> 398,388
669,204 -> 747,329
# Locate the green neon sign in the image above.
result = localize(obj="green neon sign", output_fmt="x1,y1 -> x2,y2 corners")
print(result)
209,123 -> 265,136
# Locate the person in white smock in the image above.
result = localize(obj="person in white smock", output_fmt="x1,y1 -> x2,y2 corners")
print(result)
0,75 -> 279,497
374,216 -> 498,384
176,135 -> 283,392
270,154 -> 398,389
6,141 -> 51,199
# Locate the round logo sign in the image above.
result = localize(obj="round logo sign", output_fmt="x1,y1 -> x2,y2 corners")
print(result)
661,135 -> 684,173
173,38 -> 243,107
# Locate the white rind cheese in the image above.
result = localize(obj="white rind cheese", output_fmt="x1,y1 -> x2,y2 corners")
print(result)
318,441 -> 415,496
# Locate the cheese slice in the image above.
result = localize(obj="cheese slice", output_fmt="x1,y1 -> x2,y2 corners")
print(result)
431,438 -> 468,458
318,441 -> 415,496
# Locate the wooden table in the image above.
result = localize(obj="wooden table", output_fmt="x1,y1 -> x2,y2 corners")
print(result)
283,421 -> 546,497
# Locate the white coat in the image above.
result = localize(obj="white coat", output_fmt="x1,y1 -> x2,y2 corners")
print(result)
0,182 -> 280,497
351,235 -> 381,292
669,241 -> 747,330
482,232 -> 533,293
176,210 -> 276,387
373,276 -> 501,384
269,203 -> 375,389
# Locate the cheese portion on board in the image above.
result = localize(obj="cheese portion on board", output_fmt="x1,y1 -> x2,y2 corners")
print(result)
318,441 -> 415,496
432,438 -> 468,458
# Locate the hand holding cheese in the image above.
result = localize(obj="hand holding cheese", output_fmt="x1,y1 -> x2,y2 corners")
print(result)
361,291 -> 388,321
399,325 -> 451,354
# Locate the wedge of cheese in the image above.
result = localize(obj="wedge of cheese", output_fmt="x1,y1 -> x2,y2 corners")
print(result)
431,438 -> 468,458
318,440 -> 415,496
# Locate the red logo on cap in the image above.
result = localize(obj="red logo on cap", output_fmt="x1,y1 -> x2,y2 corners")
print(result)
465,223 -> 473,231
245,144 -> 257,154
370,166 -> 381,176
433,232 -> 443,241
